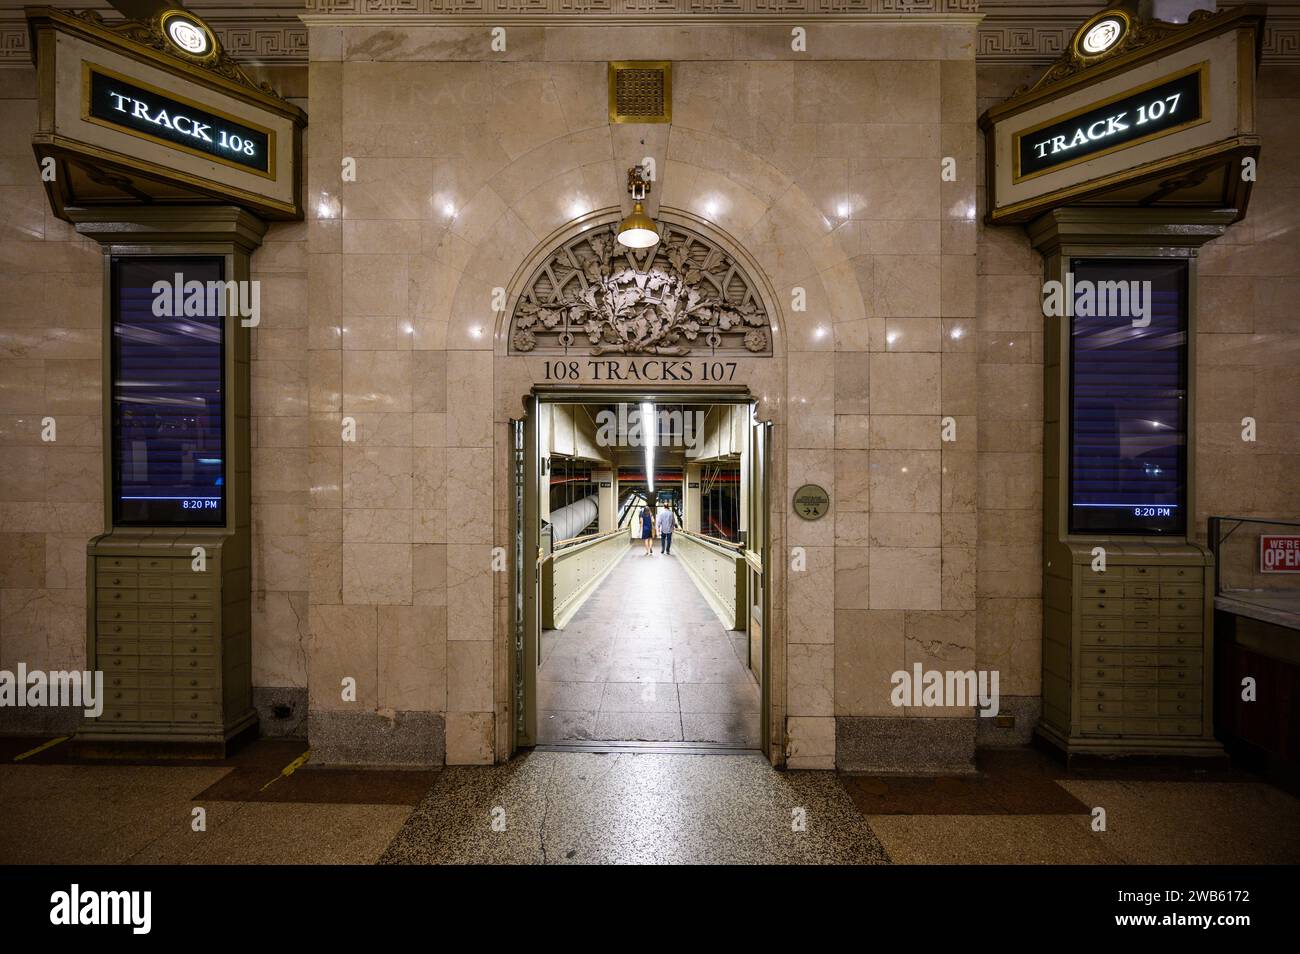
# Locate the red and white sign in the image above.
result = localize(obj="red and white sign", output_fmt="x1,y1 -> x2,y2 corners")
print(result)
1259,535 -> 1300,573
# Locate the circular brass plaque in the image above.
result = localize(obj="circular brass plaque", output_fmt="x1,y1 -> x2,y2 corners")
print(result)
792,484 -> 830,520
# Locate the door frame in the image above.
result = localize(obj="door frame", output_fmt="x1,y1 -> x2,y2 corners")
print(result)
511,385 -> 771,760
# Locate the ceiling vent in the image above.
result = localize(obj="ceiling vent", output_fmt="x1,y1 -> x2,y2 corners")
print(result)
608,61 -> 671,124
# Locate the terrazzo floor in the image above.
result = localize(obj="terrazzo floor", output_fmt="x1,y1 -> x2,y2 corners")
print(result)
537,541 -> 760,747
4,737 -> 1299,864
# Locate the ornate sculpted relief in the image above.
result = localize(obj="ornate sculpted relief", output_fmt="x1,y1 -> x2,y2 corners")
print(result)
509,222 -> 772,357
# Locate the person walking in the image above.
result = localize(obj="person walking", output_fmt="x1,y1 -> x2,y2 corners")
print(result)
656,505 -> 675,555
640,504 -> 654,555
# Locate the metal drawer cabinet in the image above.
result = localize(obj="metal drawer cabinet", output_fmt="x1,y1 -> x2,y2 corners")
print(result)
1042,554 -> 1219,758
81,542 -> 252,753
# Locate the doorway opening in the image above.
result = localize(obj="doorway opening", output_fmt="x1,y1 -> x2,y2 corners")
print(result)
512,392 -> 769,754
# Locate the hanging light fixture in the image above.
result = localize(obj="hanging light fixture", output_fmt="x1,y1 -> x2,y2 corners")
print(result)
616,165 -> 659,249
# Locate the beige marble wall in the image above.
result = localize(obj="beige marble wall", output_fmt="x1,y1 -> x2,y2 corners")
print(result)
0,69 -> 101,689
974,64 -> 1046,700
1194,67 -> 1300,530
301,20 -> 981,767
250,217 -> 311,699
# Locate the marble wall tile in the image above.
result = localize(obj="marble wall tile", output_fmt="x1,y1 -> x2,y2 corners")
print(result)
378,605 -> 447,712
445,711 -> 494,765
308,604 -> 378,711
447,640 -> 494,712
788,643 -> 835,717
446,545 -> 493,642
833,546 -> 869,610
869,449 -> 941,513
789,545 -> 835,643
870,353 -> 941,415
252,590 -> 309,688
869,547 -> 942,610
342,543 -> 412,606
834,609 -> 904,717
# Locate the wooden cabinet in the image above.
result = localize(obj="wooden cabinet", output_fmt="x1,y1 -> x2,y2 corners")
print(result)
80,536 -> 255,755
1040,544 -> 1222,760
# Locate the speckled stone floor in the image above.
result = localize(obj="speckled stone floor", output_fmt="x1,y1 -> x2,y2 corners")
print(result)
4,737 -> 1299,864
537,542 -> 760,747
379,750 -> 888,864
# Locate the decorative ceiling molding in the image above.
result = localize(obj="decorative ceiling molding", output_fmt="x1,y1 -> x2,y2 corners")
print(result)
509,221 -> 773,357
1,1 -> 1296,65
300,0 -> 981,14
0,3 -> 309,66
978,1 -> 1300,65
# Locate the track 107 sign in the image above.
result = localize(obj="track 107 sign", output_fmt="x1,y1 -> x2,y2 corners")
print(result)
1015,66 -> 1205,180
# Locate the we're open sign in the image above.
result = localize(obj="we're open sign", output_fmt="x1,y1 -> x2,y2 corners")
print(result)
1260,535 -> 1300,573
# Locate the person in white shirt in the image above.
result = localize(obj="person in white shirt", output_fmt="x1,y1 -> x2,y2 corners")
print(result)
656,506 -> 675,554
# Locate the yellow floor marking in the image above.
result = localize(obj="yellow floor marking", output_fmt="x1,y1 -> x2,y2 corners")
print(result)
13,736 -> 69,761
260,749 -> 311,791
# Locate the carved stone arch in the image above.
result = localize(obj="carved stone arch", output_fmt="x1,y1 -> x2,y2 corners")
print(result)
503,208 -> 778,359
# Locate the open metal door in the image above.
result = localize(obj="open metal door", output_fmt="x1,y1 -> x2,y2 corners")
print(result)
745,405 -> 773,759
512,402 -> 541,750
510,411 -> 540,750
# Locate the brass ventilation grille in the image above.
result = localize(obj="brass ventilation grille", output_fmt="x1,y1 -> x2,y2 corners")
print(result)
608,61 -> 671,124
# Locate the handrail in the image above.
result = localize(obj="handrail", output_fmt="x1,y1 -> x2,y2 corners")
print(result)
547,528 -> 626,560
678,528 -> 743,553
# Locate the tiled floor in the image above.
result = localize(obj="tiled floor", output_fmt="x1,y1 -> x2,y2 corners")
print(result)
3,738 -> 1299,864
537,542 -> 760,746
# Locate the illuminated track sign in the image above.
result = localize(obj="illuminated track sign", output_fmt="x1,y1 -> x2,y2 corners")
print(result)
1016,67 -> 1204,180
87,67 -> 271,175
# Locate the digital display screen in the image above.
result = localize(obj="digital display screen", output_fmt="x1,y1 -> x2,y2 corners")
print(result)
87,67 -> 271,175
112,258 -> 226,527
1069,258 -> 1187,535
1016,67 -> 1203,180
